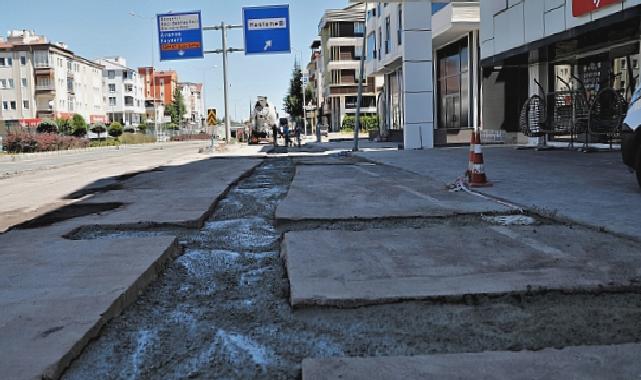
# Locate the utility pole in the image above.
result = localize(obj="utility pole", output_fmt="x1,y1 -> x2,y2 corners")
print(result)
203,23 -> 243,144
302,74 -> 307,136
353,0 -> 368,152
221,22 -> 231,144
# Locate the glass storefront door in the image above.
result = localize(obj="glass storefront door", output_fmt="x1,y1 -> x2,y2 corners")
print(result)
436,37 -> 470,132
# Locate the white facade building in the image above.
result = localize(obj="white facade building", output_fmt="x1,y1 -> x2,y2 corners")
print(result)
318,3 -> 380,132
480,1 -> 641,142
177,82 -> 205,128
0,30 -> 106,128
95,57 -> 145,127
361,1 -> 436,149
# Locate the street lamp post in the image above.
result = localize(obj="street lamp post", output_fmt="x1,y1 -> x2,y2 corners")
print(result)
129,11 -> 160,143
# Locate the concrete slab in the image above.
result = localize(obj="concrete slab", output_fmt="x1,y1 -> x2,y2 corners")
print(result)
357,147 -> 641,239
0,227 -> 179,380
276,164 -> 509,221
302,344 -> 641,380
76,158 -> 260,227
283,226 -> 641,307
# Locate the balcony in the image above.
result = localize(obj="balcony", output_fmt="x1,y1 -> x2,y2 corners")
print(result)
327,36 -> 361,47
327,60 -> 359,70
34,67 -> 54,77
35,84 -> 55,94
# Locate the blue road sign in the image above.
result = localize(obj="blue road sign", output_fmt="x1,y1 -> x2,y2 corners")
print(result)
242,5 -> 291,55
157,11 -> 204,61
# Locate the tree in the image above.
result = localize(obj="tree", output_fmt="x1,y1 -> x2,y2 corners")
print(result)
71,114 -> 87,137
55,118 -> 71,135
283,64 -> 303,120
91,123 -> 106,139
37,120 -> 58,134
108,122 -> 123,138
166,88 -> 186,126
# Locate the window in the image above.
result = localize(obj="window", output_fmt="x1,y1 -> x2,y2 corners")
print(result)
377,28 -> 382,61
354,22 -> 365,37
7,58 -> 12,66
2,101 -> 7,110
385,17 -> 390,55
107,70 -> 115,79
20,56 -> 26,65
10,101 -> 17,110
0,58 -> 4,66
108,83 -> 116,92
23,100 -> 29,109
0,79 -> 6,89
398,7 -> 403,45
109,97 -> 116,106
7,79 -> 14,88
21,78 -> 27,87
125,84 -> 133,92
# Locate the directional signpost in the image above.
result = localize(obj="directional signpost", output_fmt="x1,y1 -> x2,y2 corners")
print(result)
156,6 -> 291,144
242,5 -> 291,55
157,11 -> 204,61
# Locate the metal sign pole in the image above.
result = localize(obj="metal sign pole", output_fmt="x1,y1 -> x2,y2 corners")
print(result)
221,22 -> 232,144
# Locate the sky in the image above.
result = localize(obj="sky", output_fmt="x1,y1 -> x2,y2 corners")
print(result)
1,0 -> 348,121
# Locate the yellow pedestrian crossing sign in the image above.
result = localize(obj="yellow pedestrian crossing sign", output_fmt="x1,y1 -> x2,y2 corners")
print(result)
207,109 -> 217,126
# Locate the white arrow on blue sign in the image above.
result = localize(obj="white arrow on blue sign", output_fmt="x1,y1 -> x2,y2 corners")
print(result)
242,5 -> 291,56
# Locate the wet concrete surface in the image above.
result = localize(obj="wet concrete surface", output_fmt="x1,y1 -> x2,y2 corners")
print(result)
62,158 -> 641,379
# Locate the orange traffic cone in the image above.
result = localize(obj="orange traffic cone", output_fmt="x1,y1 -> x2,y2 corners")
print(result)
466,131 -> 475,177
468,131 -> 492,188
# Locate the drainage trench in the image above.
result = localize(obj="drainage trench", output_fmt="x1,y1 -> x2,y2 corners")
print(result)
63,158 -> 641,379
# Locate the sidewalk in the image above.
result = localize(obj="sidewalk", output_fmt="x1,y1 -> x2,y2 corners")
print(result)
0,157 -> 259,380
357,146 -> 641,239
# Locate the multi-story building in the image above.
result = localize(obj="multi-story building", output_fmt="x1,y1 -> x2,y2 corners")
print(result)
363,1 -> 480,147
177,82 -> 205,127
480,1 -> 641,144
0,30 -> 106,128
138,67 -> 177,126
305,42 -> 324,132
318,3 -> 380,132
95,57 -> 145,127
138,67 -> 177,106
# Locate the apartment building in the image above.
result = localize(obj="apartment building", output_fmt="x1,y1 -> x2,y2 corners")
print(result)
318,3 -> 380,132
177,82 -> 205,127
138,67 -> 177,106
305,43 -> 323,132
0,30 -> 106,128
96,57 -> 145,127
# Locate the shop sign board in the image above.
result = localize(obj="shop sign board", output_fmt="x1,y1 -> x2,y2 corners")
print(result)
573,0 -> 622,17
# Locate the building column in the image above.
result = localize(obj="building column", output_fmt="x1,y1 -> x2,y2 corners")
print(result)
402,0 -> 433,149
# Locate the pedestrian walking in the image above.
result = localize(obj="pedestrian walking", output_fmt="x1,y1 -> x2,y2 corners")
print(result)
295,124 -> 302,148
283,124 -> 291,147
272,124 -> 278,147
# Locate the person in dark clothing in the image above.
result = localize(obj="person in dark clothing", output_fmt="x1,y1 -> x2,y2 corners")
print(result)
295,124 -> 302,147
272,124 -> 278,147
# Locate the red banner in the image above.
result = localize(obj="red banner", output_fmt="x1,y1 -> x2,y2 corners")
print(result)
573,0 -> 622,17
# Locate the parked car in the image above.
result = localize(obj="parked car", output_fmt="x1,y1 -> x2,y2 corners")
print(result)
622,85 -> 641,188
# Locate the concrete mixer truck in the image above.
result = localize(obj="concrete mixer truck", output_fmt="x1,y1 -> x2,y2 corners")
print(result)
250,96 -> 278,144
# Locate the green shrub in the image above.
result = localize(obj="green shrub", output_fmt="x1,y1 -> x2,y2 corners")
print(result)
90,137 -> 119,147
37,120 -> 58,134
91,123 -> 107,137
108,122 -> 123,138
341,115 -> 379,132
137,124 -> 148,134
119,133 -> 157,145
